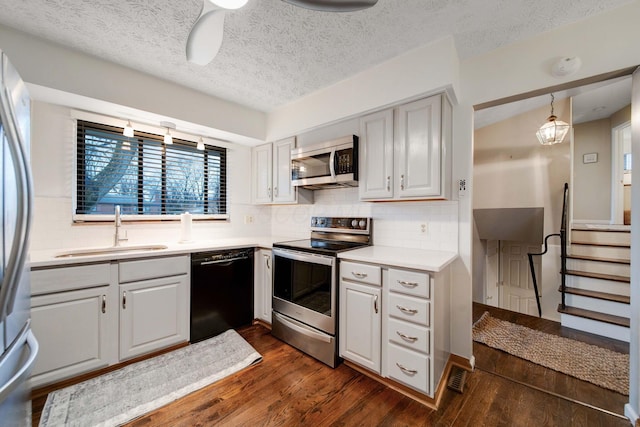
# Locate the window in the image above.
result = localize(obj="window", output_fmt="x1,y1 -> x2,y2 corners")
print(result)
75,120 -> 227,219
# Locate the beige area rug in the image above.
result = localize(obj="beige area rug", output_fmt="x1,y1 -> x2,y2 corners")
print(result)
473,312 -> 629,395
39,329 -> 262,427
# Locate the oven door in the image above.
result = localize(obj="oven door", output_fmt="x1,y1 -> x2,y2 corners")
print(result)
272,248 -> 336,335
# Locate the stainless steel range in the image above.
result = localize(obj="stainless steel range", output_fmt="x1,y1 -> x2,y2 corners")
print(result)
272,216 -> 372,367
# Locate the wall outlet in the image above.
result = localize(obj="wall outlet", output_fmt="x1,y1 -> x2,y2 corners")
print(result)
244,215 -> 254,224
458,179 -> 467,197
420,223 -> 427,234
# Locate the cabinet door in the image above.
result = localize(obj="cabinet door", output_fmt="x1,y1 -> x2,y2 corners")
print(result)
254,249 -> 273,323
30,286 -> 117,388
359,109 -> 394,200
272,137 -> 296,203
119,274 -> 189,360
252,143 -> 273,204
339,280 -> 381,373
396,95 -> 442,198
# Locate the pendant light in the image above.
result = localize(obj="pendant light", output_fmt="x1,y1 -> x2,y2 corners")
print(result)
164,128 -> 173,145
197,137 -> 205,151
123,120 -> 134,137
536,93 -> 570,145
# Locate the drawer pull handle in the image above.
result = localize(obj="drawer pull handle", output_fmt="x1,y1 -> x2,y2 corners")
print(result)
398,280 -> 418,288
122,291 -> 127,310
352,272 -> 368,279
374,294 -> 379,314
396,331 -> 418,342
386,176 -> 391,192
396,304 -> 418,315
396,363 -> 418,375
102,295 -> 106,314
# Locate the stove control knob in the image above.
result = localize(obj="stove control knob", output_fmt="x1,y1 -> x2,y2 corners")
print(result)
359,220 -> 367,229
351,219 -> 358,228
318,218 -> 326,227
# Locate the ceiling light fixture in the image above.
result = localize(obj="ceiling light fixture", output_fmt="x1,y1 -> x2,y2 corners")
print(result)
536,93 -> 570,146
197,137 -> 205,151
209,0 -> 248,9
164,128 -> 173,145
123,120 -> 134,137
281,0 -> 378,12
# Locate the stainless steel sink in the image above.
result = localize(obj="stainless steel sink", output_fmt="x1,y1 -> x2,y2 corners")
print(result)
54,244 -> 169,258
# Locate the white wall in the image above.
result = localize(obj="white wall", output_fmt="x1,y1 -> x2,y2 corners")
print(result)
29,101 -> 270,251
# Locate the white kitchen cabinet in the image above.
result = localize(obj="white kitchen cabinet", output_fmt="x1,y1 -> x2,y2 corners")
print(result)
339,261 -> 382,373
29,263 -> 118,388
338,259 -> 451,400
359,94 -> 452,201
252,137 -> 311,204
254,248 -> 272,324
119,256 -> 190,361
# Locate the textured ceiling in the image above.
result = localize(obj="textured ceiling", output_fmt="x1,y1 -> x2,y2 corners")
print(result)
0,0 -> 632,112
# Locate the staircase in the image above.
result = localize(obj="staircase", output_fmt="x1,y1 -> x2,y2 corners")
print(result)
558,224 -> 631,342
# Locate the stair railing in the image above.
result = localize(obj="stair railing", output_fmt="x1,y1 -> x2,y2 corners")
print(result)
527,183 -> 569,317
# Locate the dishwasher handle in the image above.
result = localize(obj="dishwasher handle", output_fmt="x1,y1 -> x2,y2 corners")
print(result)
197,255 -> 250,266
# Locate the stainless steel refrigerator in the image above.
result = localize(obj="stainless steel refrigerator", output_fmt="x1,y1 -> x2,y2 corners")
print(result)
0,50 -> 39,426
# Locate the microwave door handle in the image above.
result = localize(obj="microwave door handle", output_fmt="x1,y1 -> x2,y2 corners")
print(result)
329,150 -> 336,179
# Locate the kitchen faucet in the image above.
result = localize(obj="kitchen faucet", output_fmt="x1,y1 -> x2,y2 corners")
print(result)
114,205 -> 128,247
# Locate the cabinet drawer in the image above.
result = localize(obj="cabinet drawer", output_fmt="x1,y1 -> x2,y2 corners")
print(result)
389,269 -> 429,298
119,255 -> 189,283
388,292 -> 430,326
31,263 -> 112,295
387,343 -> 430,394
340,261 -> 381,286
387,317 -> 429,354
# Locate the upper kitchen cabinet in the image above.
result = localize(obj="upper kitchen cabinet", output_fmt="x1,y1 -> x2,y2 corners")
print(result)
252,137 -> 311,204
359,94 -> 452,201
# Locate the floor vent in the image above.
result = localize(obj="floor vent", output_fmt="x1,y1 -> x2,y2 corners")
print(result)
447,366 -> 467,394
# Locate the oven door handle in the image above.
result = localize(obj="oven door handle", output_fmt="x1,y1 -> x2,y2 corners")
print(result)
273,312 -> 332,343
272,248 -> 334,267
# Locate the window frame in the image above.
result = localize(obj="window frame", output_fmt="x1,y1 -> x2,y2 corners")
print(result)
72,119 -> 229,223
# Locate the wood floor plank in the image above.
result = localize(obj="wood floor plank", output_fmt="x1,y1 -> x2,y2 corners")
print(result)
34,310 -> 632,427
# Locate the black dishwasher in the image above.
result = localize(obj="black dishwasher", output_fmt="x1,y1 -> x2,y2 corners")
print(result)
190,248 -> 254,343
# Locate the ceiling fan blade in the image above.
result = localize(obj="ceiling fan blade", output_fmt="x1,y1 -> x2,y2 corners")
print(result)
282,0 -> 378,12
186,5 -> 226,65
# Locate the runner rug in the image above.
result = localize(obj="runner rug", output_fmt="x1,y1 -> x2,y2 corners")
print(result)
39,329 -> 262,426
472,312 -> 628,395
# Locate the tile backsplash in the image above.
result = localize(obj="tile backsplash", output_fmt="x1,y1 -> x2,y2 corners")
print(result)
31,187 -> 457,253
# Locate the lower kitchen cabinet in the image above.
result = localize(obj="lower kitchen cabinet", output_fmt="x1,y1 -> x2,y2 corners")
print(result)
339,261 -> 382,373
119,255 -> 190,360
29,255 -> 190,387
338,260 -> 451,399
30,263 -> 118,388
254,249 -> 272,324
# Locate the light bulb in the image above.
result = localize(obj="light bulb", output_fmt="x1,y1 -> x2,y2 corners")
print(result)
208,0 -> 248,9
123,120 -> 134,137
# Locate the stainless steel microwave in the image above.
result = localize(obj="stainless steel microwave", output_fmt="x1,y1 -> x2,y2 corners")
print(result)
291,135 -> 358,189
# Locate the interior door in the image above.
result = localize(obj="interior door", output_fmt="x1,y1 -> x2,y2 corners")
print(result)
499,241 -> 541,316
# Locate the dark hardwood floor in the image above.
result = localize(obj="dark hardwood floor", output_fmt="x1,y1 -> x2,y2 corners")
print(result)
33,306 -> 632,426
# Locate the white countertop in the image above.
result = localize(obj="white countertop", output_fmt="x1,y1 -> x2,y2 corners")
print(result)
30,236 -> 294,268
338,246 -> 457,272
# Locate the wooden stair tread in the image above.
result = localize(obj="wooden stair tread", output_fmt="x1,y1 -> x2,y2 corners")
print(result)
557,304 -> 630,328
571,227 -> 630,233
566,254 -> 630,265
571,240 -> 630,248
565,269 -> 630,283
559,286 -> 630,304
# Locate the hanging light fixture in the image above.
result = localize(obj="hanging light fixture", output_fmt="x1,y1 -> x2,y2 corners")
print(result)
197,137 -> 205,151
536,93 -> 570,145
123,120 -> 134,137
164,128 -> 173,145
